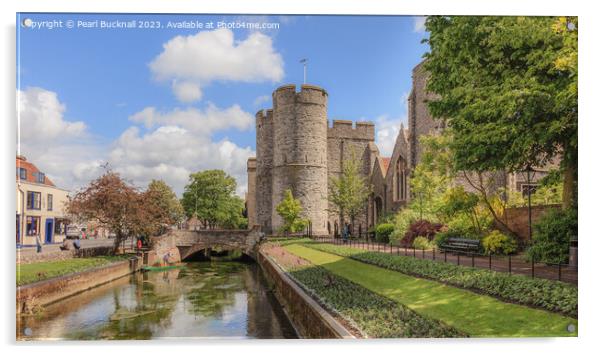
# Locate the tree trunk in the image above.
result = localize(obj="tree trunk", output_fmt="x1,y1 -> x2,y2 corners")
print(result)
562,156 -> 577,210
113,231 -> 123,253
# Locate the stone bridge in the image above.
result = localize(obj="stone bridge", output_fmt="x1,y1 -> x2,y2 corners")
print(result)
147,226 -> 264,264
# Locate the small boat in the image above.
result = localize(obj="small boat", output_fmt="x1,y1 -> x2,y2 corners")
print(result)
141,265 -> 185,272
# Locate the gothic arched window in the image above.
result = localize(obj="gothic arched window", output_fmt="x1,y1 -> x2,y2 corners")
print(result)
395,157 -> 406,201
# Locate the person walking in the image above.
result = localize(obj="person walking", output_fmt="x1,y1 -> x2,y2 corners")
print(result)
343,223 -> 349,243
35,234 -> 42,253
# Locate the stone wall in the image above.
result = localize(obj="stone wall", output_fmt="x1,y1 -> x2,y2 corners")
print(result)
246,158 -> 257,228
16,256 -> 141,314
257,249 -> 354,339
327,120 -> 376,235
408,60 -> 444,170
255,109 -> 274,232
496,204 -> 562,243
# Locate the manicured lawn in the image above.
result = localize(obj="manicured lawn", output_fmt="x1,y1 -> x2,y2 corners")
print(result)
17,256 -> 131,286
284,244 -> 577,337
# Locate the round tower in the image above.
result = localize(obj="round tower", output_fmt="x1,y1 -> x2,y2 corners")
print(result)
271,84 -> 329,235
255,109 -> 274,233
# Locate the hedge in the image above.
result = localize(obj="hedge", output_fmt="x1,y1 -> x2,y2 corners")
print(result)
303,242 -> 577,317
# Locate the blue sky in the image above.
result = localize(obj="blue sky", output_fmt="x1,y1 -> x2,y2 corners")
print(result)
17,13 -> 429,195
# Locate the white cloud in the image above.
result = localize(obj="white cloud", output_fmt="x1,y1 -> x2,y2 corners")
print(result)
149,28 -> 284,103
108,125 -> 254,196
18,87 -> 86,144
17,87 -> 104,190
400,91 -> 410,107
172,80 -> 203,103
17,87 -> 255,197
253,94 -> 271,107
413,16 -> 426,33
128,103 -> 254,135
375,115 -> 403,157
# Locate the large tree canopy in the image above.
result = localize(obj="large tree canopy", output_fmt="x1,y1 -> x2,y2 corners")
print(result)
423,16 -> 577,208
181,170 -> 246,229
67,171 -> 174,250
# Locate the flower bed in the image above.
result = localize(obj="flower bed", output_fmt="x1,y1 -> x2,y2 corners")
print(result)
266,245 -> 465,338
303,242 -> 577,317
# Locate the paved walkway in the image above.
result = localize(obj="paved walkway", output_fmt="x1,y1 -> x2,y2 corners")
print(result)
16,237 -> 127,256
319,238 -> 577,285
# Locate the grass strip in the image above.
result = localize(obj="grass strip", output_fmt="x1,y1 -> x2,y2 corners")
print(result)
17,255 -> 131,286
285,244 -> 577,337
303,241 -> 577,317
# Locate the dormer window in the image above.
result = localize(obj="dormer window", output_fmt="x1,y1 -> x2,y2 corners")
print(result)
33,171 -> 45,184
18,168 -> 27,180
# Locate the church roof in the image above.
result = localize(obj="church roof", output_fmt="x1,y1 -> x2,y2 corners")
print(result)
378,157 -> 391,177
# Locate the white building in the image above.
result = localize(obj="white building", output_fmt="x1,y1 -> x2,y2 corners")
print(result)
16,155 -> 70,247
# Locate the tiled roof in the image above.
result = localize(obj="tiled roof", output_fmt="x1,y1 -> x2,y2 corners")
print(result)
16,156 -> 55,187
380,157 -> 391,175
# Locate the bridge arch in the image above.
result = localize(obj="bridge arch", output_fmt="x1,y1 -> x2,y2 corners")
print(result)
148,227 -> 263,264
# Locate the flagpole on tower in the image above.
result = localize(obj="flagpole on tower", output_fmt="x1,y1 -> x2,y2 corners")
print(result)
300,58 -> 308,84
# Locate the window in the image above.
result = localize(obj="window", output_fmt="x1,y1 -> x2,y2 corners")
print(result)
54,218 -> 69,235
395,157 -> 406,201
33,172 -> 45,184
26,216 -> 40,236
47,194 -> 53,211
17,168 -> 27,180
521,184 -> 538,198
26,191 -> 41,210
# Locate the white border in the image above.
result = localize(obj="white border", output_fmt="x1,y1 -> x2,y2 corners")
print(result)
2,1 -> 601,354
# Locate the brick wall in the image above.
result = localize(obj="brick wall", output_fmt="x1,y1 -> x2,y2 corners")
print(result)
496,204 -> 562,243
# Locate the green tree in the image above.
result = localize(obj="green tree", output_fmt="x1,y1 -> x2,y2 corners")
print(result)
67,171 -> 171,251
275,189 -> 307,235
328,154 -> 371,236
181,170 -> 246,229
424,16 -> 577,209
146,179 -> 185,226
409,134 -> 453,219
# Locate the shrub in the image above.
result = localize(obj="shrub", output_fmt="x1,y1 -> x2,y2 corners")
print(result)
446,214 -> 482,239
482,230 -> 517,255
304,242 -> 578,317
390,209 -> 421,244
402,220 -> 444,246
375,223 -> 395,243
412,236 -> 434,250
526,208 -> 577,264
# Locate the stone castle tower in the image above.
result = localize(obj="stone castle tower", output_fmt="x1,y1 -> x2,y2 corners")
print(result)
250,84 -> 376,236
256,84 -> 329,235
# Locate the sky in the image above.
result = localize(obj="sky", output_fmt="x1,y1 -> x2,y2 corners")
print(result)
16,13 -> 429,197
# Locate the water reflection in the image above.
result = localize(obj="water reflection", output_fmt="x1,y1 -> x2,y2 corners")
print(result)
17,262 -> 297,340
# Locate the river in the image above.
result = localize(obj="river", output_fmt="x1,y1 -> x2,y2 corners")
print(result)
17,261 -> 298,340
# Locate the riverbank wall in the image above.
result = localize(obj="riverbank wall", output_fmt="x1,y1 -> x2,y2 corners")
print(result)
17,246 -> 114,265
257,249 -> 354,339
16,256 -> 142,314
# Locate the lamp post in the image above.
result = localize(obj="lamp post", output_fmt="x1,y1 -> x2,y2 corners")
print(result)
525,165 -> 536,242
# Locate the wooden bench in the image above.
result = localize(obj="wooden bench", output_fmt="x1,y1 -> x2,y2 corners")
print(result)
440,237 -> 480,253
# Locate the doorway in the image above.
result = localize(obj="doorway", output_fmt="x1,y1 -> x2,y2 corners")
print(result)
45,218 -> 54,244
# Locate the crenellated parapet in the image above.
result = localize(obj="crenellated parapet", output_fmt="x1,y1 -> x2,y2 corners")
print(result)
328,120 -> 375,141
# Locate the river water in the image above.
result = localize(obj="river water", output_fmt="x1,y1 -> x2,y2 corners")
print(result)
17,261 -> 298,340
